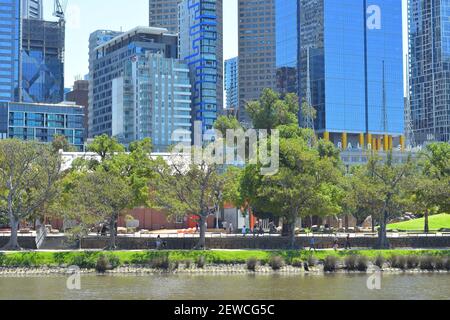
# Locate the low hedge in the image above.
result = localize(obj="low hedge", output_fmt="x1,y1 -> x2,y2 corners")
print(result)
0,249 -> 449,269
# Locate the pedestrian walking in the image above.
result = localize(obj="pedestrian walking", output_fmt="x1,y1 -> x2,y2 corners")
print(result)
345,234 -> 352,250
156,235 -> 162,250
333,236 -> 339,251
253,223 -> 259,237
229,223 -> 233,234
242,225 -> 247,237
309,236 -> 316,252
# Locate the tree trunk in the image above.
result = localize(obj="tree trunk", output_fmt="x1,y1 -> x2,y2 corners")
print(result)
107,217 -> 117,250
424,209 -> 429,234
195,215 -> 207,250
376,210 -> 390,249
289,222 -> 296,249
2,214 -> 21,251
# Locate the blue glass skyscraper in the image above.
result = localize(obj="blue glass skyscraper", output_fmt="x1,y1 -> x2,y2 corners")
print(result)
21,18 -> 65,104
409,0 -> 450,144
178,0 -> 223,134
225,57 -> 238,110
276,0 -> 405,149
0,0 -> 21,102
275,0 -> 299,95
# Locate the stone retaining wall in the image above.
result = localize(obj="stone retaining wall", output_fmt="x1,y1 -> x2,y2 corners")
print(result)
0,237 -> 36,249
1,235 -> 449,250
81,236 -> 450,250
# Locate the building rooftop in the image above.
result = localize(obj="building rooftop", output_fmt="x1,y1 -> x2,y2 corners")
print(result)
95,26 -> 175,51
6,101 -> 84,110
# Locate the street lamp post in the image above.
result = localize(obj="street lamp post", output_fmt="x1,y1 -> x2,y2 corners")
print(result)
214,190 -> 223,230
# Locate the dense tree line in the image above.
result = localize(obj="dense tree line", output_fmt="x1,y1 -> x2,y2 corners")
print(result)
0,89 -> 448,250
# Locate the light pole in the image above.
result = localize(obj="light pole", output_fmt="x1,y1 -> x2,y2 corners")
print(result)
215,190 -> 223,230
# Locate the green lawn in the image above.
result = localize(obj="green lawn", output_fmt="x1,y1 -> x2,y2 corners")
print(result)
1,249 -> 449,268
388,214 -> 450,232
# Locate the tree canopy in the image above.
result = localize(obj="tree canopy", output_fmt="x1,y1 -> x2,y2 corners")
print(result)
246,89 -> 299,130
0,140 -> 62,250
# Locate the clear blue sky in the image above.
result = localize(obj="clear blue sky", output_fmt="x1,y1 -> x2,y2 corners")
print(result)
43,0 -> 406,91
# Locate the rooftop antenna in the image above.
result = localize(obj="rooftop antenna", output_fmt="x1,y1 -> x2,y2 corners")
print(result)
405,54 -> 416,147
304,46 -> 315,132
301,46 -> 316,147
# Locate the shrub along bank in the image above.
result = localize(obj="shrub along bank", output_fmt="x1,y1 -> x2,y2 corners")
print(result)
0,250 -> 449,270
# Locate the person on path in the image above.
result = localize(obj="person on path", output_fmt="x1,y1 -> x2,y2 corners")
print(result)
156,235 -> 162,250
333,235 -> 339,251
253,223 -> 259,237
309,236 -> 316,252
242,225 -> 247,237
345,234 -> 352,250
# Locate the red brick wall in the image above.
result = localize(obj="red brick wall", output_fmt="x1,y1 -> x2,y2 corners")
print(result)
118,208 -> 188,230
48,208 -> 218,231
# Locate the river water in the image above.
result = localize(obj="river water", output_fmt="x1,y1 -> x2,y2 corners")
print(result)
0,273 -> 449,300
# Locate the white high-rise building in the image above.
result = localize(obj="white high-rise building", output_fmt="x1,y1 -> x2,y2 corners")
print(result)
22,0 -> 43,19
112,52 -> 192,151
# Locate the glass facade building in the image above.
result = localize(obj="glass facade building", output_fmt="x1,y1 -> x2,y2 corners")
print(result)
88,29 -> 123,131
275,0 -> 299,95
409,0 -> 450,144
225,57 -> 238,110
21,18 -> 65,104
280,0 -> 405,149
178,0 -> 223,134
0,101 -> 85,150
0,0 -> 21,102
149,0 -> 180,34
111,52 -> 192,151
238,0 -> 276,126
88,27 -> 178,138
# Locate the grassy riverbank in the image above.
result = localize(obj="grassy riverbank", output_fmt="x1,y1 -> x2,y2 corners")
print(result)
388,214 -> 450,232
0,249 -> 449,268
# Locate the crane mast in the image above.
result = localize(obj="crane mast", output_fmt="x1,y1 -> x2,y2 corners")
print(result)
53,0 -> 67,21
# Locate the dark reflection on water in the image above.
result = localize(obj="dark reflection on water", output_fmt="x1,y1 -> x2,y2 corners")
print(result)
0,273 -> 449,300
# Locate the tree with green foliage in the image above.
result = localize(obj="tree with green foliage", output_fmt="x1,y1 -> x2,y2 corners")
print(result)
421,142 -> 450,178
405,176 -> 449,233
344,166 -> 385,231
57,137 -> 155,249
106,138 -> 155,207
405,143 -> 450,232
0,140 -> 62,250
213,115 -> 243,137
51,134 -> 76,153
300,99 -> 317,125
245,89 -> 299,130
240,136 -> 344,248
87,134 -> 125,161
350,153 -> 413,248
149,150 -> 226,249
67,169 -> 134,249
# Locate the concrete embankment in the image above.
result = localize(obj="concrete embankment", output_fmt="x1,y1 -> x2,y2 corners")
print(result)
1,235 -> 449,250
0,264 -> 448,276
